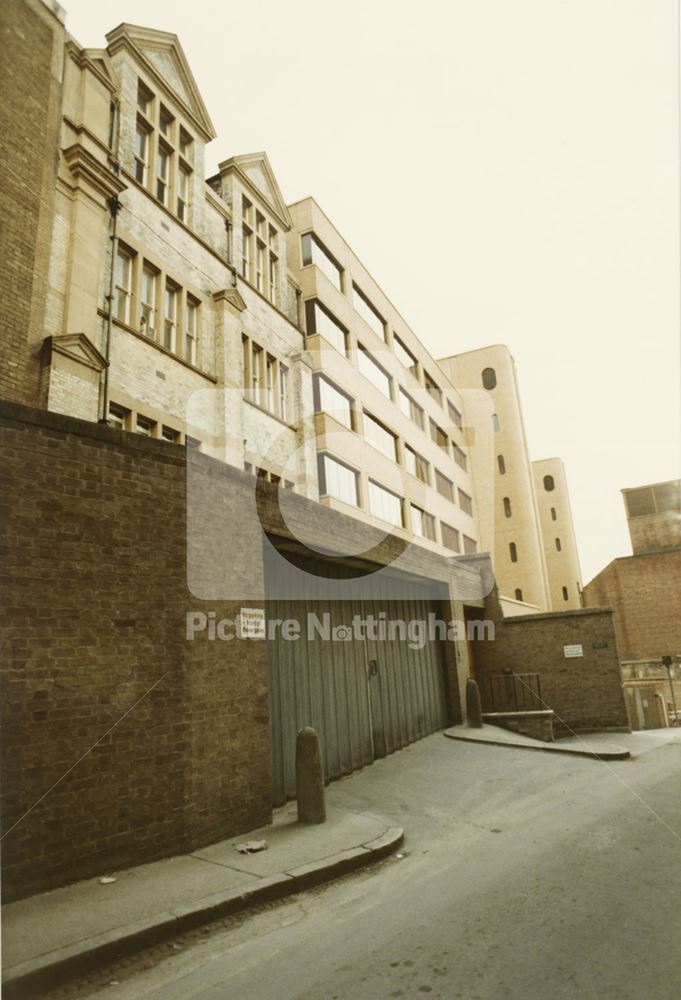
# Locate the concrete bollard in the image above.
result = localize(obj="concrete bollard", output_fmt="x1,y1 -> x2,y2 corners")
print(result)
296,727 -> 326,824
466,678 -> 483,728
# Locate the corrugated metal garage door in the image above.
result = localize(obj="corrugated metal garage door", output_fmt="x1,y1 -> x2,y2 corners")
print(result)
265,547 -> 448,805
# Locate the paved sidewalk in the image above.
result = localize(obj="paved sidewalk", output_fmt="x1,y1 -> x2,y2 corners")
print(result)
444,723 -> 681,760
1,802 -> 402,997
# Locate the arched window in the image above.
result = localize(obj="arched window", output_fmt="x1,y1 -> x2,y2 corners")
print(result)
562,586 -> 569,601
497,454 -> 506,475
492,413 -> 500,432
515,588 -> 523,601
550,507 -> 557,521
503,497 -> 512,518
543,475 -> 555,492
509,542 -> 517,563
482,367 -> 497,390
555,537 -> 562,552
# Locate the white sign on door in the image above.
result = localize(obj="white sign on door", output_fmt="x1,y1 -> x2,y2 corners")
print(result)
239,608 -> 266,640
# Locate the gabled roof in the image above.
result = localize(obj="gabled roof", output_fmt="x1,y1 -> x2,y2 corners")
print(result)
218,152 -> 292,230
105,23 -> 216,141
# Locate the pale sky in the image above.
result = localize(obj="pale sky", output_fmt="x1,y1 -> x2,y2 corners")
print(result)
63,0 -> 680,583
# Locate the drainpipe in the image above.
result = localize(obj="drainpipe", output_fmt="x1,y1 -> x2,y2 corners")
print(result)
99,194 -> 120,423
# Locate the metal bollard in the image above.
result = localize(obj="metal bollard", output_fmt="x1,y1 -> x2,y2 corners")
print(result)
466,678 -> 483,728
296,726 -> 326,824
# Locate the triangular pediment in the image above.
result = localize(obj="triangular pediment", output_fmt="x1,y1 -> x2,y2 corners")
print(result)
47,333 -> 108,371
106,24 -> 216,141
219,152 -> 292,229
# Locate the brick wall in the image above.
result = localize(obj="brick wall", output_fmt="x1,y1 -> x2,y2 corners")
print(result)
471,588 -> 628,733
583,549 -> 681,661
0,0 -> 64,406
0,401 -> 272,901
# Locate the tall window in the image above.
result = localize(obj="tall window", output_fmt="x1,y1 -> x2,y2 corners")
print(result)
497,454 -> 506,474
242,197 -> 253,278
177,165 -> 190,223
430,419 -> 448,453
435,470 -> 454,502
399,388 -> 424,429
114,246 -> 133,324
543,475 -> 555,491
243,336 -> 288,419
266,354 -> 276,411
368,481 -> 403,526
448,401 -> 463,429
250,344 -> 264,405
358,346 -> 391,398
441,523 -> 460,553
256,239 -> 265,292
411,504 -> 437,541
185,296 -> 199,364
555,537 -> 562,552
515,588 -> 523,602
404,445 -> 429,484
140,264 -> 157,337
424,371 -> 442,405
503,496 -> 512,518
550,506 -> 557,521
156,142 -> 170,206
458,489 -> 473,515
492,413 -> 500,432
134,121 -> 150,184
305,300 -> 347,355
318,454 -> 359,506
352,284 -> 385,341
562,586 -> 569,601
301,233 -> 343,290
279,365 -> 289,422
163,281 -> 178,352
393,335 -> 417,374
453,443 -> 467,471
268,236 -> 278,304
509,542 -> 518,563
363,412 -> 398,460
133,80 -> 193,224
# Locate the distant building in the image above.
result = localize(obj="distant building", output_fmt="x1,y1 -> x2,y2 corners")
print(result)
583,479 -> 681,728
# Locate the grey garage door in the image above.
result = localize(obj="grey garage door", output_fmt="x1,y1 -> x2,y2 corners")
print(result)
265,546 -> 448,805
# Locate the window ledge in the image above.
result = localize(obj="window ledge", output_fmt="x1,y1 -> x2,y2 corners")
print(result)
243,395 -> 296,430
107,314 -> 217,382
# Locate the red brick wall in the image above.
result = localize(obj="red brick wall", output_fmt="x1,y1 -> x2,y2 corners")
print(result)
0,0 -> 64,407
583,550 -> 681,661
472,589 -> 628,733
1,402 -> 272,901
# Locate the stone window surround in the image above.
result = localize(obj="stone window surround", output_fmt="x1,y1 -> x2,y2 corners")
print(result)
241,334 -> 291,425
134,77 -> 195,223
111,234 -> 205,371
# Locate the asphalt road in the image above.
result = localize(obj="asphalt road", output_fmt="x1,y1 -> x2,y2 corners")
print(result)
54,733 -> 681,1000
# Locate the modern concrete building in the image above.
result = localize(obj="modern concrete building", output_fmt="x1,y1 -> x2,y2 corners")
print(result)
439,346 -> 582,612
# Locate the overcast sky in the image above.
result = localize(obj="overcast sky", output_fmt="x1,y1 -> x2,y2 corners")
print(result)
63,0 -> 680,583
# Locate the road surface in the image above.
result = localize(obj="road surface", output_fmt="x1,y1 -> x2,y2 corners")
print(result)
51,733 -> 681,1000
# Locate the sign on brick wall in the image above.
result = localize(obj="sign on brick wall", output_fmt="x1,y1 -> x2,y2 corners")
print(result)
563,644 -> 583,658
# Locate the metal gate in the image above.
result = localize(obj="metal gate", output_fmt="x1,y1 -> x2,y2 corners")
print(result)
265,546 -> 448,805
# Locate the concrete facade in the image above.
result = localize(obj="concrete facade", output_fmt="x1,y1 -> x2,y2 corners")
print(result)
439,345 -> 582,612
